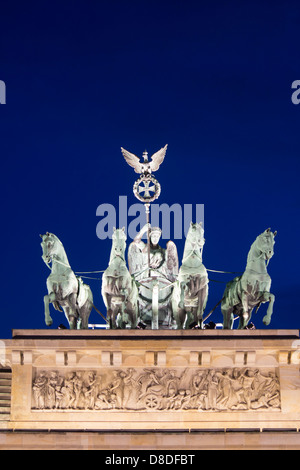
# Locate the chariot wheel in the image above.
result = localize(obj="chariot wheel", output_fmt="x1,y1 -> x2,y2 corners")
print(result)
145,393 -> 160,410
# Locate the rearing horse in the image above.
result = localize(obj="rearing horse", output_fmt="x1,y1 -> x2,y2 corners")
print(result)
40,232 -> 94,329
172,222 -> 209,329
221,228 -> 277,329
101,227 -> 138,329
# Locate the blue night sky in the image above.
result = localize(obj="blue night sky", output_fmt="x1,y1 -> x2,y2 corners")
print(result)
0,0 -> 299,337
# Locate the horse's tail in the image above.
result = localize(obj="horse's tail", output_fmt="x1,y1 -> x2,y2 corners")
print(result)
203,297 -> 224,322
92,304 -> 109,324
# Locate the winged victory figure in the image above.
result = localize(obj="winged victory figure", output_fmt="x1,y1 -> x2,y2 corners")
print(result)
121,144 -> 168,175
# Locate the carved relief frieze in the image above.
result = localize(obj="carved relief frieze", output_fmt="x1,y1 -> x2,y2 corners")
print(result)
32,367 -> 281,412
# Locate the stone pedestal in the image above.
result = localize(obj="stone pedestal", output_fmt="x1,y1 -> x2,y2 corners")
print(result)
1,329 -> 300,449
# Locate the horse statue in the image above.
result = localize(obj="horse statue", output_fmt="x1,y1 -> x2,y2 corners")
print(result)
221,228 -> 277,329
172,222 -> 209,329
102,227 -> 138,329
40,232 -> 94,329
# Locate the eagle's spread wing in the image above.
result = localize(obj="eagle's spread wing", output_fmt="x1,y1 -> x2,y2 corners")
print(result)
121,147 -> 143,173
166,241 -> 179,282
149,144 -> 168,172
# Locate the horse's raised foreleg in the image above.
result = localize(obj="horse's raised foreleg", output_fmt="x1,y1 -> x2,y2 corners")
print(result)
262,292 -> 275,326
44,292 -> 56,326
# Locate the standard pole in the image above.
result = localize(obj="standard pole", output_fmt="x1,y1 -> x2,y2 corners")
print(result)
145,203 -> 151,277
152,280 -> 159,330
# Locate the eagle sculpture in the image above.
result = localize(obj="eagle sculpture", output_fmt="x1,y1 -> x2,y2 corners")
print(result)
121,144 -> 168,175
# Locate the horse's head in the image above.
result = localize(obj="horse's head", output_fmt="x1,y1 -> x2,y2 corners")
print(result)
187,222 -> 205,250
111,227 -> 127,259
40,232 -> 62,266
256,228 -> 277,261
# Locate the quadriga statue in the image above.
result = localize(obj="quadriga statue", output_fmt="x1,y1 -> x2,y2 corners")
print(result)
221,228 -> 277,329
40,232 -> 94,329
